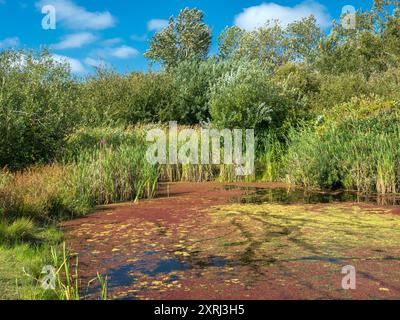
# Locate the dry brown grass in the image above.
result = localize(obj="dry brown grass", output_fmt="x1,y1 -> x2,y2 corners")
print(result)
0,165 -> 73,222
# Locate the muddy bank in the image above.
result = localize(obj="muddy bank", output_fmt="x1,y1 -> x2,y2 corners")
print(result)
63,182 -> 400,300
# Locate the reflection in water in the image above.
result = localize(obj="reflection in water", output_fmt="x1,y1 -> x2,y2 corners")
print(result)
86,254 -> 231,299
226,186 -> 400,206
107,258 -> 190,288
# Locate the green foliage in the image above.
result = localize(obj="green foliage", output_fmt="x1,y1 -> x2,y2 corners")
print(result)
165,59 -> 248,124
218,23 -> 286,68
81,69 -> 177,126
0,127 -> 160,222
312,72 -> 368,112
1,2 -> 400,198
0,50 -> 81,171
317,1 -> 400,77
67,143 -> 159,207
209,60 -> 278,129
218,17 -> 322,67
63,126 -> 144,160
256,133 -> 286,182
145,8 -> 212,69
0,218 -> 38,245
165,60 -> 215,124
63,127 -> 159,207
271,62 -> 320,130
285,16 -> 323,64
368,66 -> 400,100
0,243 -> 59,299
286,99 -> 400,194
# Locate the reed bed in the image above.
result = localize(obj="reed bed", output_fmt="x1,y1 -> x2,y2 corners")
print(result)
285,111 -> 400,194
68,144 -> 159,206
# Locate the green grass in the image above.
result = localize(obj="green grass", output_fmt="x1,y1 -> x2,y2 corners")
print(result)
256,133 -> 286,182
0,218 -> 40,244
0,223 -> 63,300
0,224 -> 107,300
0,128 -> 158,299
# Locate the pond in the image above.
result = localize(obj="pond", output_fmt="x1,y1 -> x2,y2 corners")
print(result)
65,183 -> 400,300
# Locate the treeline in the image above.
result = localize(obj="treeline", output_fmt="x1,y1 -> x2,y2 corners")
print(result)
1,1 -> 400,193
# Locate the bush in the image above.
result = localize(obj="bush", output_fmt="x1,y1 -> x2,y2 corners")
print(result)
165,59 -> 243,124
368,66 -> 400,101
312,72 -> 368,112
0,50 -> 81,171
80,70 -> 176,126
209,60 -> 282,129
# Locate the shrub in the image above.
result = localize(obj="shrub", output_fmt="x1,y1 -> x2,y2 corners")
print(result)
312,73 -> 368,112
165,59 -> 242,124
80,70 -> 176,126
0,50 -> 81,170
209,60 -> 281,130
368,66 -> 400,100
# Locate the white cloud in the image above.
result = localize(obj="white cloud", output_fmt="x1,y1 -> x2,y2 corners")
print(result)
147,19 -> 168,32
53,32 -> 96,49
234,1 -> 331,31
52,54 -> 85,73
109,45 -> 139,58
36,0 -> 116,30
90,45 -> 139,60
0,37 -> 20,49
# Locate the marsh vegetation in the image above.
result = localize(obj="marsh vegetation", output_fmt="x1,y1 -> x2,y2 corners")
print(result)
1,1 -> 400,299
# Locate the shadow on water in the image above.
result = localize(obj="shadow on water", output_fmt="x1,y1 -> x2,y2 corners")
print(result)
226,185 -> 400,206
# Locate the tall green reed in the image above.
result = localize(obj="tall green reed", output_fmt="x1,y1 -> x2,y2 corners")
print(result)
285,113 -> 400,194
66,144 -> 159,207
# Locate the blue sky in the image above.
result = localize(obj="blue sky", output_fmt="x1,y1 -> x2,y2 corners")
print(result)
0,0 -> 373,74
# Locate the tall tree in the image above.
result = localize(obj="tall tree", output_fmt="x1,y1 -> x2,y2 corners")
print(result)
145,8 -> 212,69
218,22 -> 285,67
284,17 -> 323,64
317,0 -> 400,77
218,17 -> 322,66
